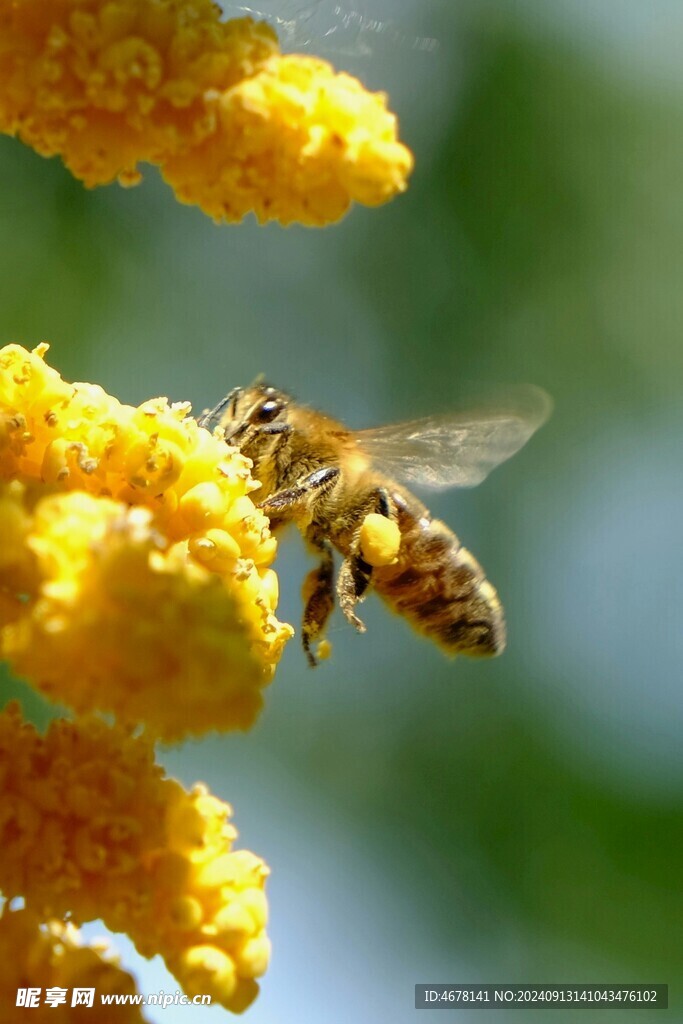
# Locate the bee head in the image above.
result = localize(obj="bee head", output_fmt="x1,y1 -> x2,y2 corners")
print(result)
203,383 -> 291,445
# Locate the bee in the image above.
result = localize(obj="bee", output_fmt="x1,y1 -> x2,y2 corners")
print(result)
199,384 -> 551,666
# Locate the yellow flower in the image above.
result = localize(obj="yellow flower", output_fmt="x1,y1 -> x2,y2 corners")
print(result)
0,904 -> 148,1022
164,53 -> 414,226
0,344 -> 293,740
0,0 -> 413,225
0,703 -> 270,1014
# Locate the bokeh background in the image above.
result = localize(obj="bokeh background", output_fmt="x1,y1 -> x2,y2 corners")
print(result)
2,0 -> 682,1020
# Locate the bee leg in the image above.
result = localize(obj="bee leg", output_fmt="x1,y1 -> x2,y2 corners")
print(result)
258,466 -> 340,517
337,555 -> 371,634
337,486 -> 394,633
301,536 -> 335,668
374,487 -> 392,519
241,421 -> 292,442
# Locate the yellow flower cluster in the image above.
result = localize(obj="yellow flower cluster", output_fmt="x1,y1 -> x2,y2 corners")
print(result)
0,343 -> 293,740
0,905 -> 148,1022
0,704 -> 270,1013
0,0 -> 413,225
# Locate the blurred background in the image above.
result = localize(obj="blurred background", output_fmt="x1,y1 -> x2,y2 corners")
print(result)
2,0 -> 682,1020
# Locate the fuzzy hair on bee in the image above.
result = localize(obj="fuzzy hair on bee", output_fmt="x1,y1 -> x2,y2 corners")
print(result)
198,383 -> 551,666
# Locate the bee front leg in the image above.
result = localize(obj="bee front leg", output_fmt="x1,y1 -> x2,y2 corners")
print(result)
301,536 -> 335,668
258,466 -> 340,517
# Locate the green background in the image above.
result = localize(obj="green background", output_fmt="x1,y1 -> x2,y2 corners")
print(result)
2,1 -> 682,1020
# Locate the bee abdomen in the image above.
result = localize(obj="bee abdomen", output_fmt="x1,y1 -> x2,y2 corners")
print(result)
373,510 -> 506,657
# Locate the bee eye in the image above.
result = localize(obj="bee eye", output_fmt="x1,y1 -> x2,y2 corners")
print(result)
253,399 -> 282,423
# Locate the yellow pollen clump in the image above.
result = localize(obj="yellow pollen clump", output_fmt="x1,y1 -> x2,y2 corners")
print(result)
316,638 -> 333,661
359,512 -> 401,566
0,344 -> 293,740
0,1 -> 413,225
0,704 -> 271,1014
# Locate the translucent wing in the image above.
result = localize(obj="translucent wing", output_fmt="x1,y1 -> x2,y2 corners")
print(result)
354,385 -> 552,490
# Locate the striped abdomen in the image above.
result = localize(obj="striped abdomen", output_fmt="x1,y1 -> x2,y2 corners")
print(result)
372,493 -> 506,656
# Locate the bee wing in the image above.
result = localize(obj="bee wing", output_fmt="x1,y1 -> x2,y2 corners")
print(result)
354,385 -> 552,490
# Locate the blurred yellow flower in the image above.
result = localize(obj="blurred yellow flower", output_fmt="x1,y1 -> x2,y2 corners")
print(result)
0,904 -> 148,1022
0,704 -> 270,1014
0,0 -> 413,225
0,344 -> 293,739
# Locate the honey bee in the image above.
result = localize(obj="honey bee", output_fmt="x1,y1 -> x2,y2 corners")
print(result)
199,384 -> 551,665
